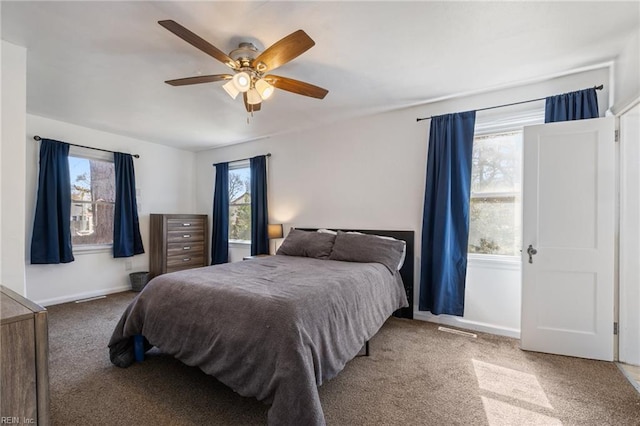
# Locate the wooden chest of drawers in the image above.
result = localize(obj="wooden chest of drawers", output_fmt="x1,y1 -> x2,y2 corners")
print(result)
1,285 -> 49,425
149,214 -> 209,279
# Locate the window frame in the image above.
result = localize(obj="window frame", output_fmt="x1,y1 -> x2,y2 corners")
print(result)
468,107 -> 544,263
228,160 -> 252,245
68,146 -> 115,254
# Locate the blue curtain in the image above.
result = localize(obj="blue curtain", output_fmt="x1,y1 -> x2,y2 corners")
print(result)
113,153 -> 144,258
419,111 -> 476,316
250,155 -> 269,255
31,139 -> 75,264
545,87 -> 599,123
211,162 -> 229,264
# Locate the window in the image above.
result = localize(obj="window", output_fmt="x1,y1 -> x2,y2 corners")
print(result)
228,162 -> 251,243
69,149 -> 115,248
468,131 -> 522,256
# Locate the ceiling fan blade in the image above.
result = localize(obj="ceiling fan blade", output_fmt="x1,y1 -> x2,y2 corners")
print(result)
243,92 -> 261,112
265,75 -> 328,99
253,30 -> 315,73
159,20 -> 238,69
165,74 -> 233,86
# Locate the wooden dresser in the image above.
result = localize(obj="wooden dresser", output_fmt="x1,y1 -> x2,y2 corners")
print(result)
149,214 -> 209,279
1,285 -> 50,425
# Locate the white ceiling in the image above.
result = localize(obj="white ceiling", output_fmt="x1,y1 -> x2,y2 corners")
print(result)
2,1 -> 638,151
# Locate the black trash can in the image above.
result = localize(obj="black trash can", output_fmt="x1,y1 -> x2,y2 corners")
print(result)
129,272 -> 150,292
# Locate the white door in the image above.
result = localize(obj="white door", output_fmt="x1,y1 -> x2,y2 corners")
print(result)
521,117 -> 615,361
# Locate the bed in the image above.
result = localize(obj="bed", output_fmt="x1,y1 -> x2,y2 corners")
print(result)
108,228 -> 414,425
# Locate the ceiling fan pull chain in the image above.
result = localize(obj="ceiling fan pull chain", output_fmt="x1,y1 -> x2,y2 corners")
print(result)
248,108 -> 255,124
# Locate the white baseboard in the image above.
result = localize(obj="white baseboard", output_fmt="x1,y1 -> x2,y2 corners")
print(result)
35,285 -> 132,307
617,363 -> 640,394
414,311 -> 521,339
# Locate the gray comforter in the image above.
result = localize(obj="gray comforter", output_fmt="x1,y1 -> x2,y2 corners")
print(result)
108,255 -> 408,425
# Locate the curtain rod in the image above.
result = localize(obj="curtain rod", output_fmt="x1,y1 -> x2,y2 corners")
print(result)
416,84 -> 604,122
33,135 -> 140,158
213,153 -> 271,166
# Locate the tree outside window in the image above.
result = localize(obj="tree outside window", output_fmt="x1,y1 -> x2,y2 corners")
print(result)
468,131 -> 522,256
69,156 -> 115,246
228,165 -> 251,242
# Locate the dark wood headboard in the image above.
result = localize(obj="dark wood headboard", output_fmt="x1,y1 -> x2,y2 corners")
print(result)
297,228 -> 414,319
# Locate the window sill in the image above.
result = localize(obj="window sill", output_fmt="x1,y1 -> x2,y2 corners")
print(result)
73,244 -> 112,255
229,240 -> 251,247
467,253 -> 521,270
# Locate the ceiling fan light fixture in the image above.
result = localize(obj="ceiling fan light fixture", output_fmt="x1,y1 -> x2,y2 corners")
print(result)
246,88 -> 262,105
222,80 -> 240,99
232,72 -> 251,92
255,78 -> 274,100
160,22 -> 329,112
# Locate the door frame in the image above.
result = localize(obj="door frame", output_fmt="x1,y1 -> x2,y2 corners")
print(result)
618,99 -> 640,365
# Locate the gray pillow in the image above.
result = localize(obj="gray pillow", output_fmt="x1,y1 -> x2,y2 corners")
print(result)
276,229 -> 336,259
328,231 -> 405,273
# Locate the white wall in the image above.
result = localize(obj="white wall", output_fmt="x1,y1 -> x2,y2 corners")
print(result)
0,45 -> 2,289
196,67 -> 610,338
613,30 -> 640,113
25,115 -> 197,305
1,41 -> 27,295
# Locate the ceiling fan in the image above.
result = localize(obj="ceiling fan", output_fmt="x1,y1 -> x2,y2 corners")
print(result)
159,20 -> 329,113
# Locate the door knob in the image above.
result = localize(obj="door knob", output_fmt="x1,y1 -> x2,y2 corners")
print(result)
527,245 -> 538,264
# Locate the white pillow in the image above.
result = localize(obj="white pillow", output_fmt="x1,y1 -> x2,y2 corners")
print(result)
317,228 -> 338,235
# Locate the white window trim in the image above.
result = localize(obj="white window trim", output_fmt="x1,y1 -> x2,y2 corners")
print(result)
467,252 -> 521,270
69,146 -> 115,252
69,145 -> 113,162
229,159 -> 250,170
228,160 -> 251,245
470,192 -> 518,199
474,107 -> 545,135
468,107 -> 544,263
73,244 -> 112,255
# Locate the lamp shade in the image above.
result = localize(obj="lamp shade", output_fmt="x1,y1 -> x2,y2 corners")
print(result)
232,72 -> 251,92
246,88 -> 262,105
222,80 -> 240,99
268,224 -> 283,239
255,78 -> 274,100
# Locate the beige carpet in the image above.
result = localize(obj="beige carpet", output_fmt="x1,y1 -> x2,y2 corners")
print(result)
46,291 -> 640,425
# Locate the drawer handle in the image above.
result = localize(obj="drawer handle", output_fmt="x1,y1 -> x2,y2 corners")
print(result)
182,258 -> 191,262
183,223 -> 191,226
183,246 -> 191,250
183,234 -> 191,238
